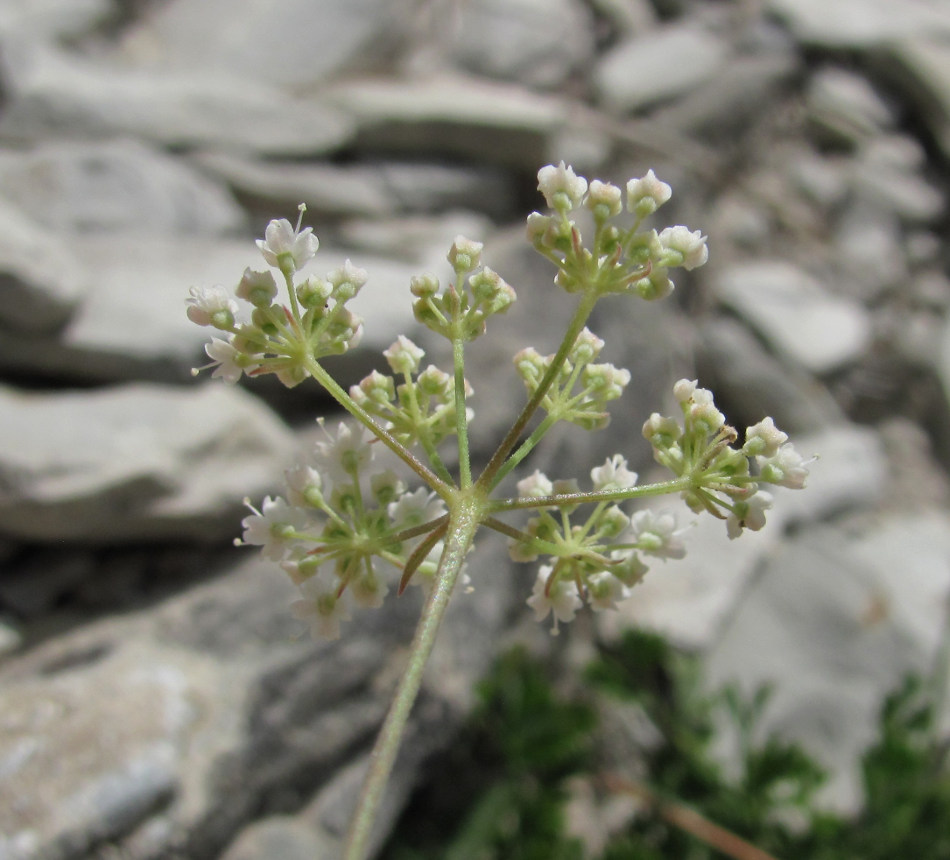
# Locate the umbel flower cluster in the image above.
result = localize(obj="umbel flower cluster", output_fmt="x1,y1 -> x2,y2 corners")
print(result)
187,162 -> 810,639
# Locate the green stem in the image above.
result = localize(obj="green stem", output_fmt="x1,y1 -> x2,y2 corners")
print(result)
453,335 -> 472,488
343,493 -> 483,860
488,476 -> 694,513
476,290 -> 599,492
305,357 -> 453,498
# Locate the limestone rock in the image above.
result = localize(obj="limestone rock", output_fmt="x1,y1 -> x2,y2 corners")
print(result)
712,260 -> 873,374
0,139 -> 244,235
594,23 -> 729,113
0,382 -> 297,542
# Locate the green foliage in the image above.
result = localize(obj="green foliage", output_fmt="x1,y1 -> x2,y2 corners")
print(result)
381,648 -> 594,860
384,631 -> 950,859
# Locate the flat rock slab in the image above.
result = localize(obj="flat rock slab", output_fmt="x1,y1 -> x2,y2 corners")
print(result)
0,535 -> 517,859
0,382 -> 296,542
594,23 -> 729,112
767,0 -> 950,47
705,511 -> 950,813
0,234 -> 425,384
712,260 -> 872,374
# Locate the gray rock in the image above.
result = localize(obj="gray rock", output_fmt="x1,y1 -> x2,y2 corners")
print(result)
117,0 -> 417,88
0,523 -> 518,858
697,316 -> 845,434
451,0 -> 595,89
787,152 -> 851,210
712,260 -> 873,374
0,0 -> 110,42
600,422 -> 885,651
848,136 -> 945,224
0,43 -> 353,157
651,49 -> 799,138
767,0 -> 950,47
0,382 -> 297,542
806,66 -> 896,147
0,139 -> 245,235
593,23 -> 729,113
705,512 -> 950,812
0,200 -> 85,335
832,206 -> 907,300
190,152 -> 516,222
325,73 -> 569,169
0,234 -> 423,384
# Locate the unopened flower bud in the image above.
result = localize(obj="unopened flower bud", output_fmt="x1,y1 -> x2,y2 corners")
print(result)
447,236 -> 483,272
585,179 -> 623,219
626,169 -> 672,217
297,275 -> 332,309
236,268 -> 279,307
410,273 -> 439,298
383,335 -> 425,375
658,225 -> 709,271
537,161 -> 588,211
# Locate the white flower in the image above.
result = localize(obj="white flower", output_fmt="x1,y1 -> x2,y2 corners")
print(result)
257,210 -> 319,272
314,421 -> 374,484
628,509 -> 688,559
658,226 -> 708,271
203,336 -> 248,384
447,235 -> 484,270
673,379 -> 698,403
235,268 -> 278,306
743,417 -> 788,458
726,490 -> 773,539
526,566 -> 582,634
284,464 -> 326,507
517,469 -> 554,499
350,567 -> 389,609
758,444 -> 811,490
240,495 -> 310,561
291,575 -> 352,640
383,335 -> 425,376
586,179 -> 623,217
388,488 -> 446,532
537,161 -> 588,210
591,454 -> 638,492
626,169 -> 672,216
587,571 -> 626,611
186,285 -> 239,327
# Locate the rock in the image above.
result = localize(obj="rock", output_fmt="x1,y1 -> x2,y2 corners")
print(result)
117,0 -> 417,88
0,527 -> 518,858
0,382 -> 297,542
712,260 -> 873,374
0,0 -> 110,42
651,49 -> 799,138
832,207 -> 907,300
705,511 -> 950,812
324,73 -> 569,169
766,0 -> 950,48
451,0 -> 595,89
593,23 -> 729,113
848,134 -> 944,224
0,42 -> 354,157
0,234 -> 423,384
874,37 -> 950,161
806,66 -> 896,147
696,316 -> 845,434
0,139 -> 245,235
0,200 -> 85,335
190,152 -> 516,222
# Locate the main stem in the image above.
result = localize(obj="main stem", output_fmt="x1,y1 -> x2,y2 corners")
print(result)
343,493 -> 483,860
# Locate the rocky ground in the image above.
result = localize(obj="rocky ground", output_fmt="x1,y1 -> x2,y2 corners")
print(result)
2,0 -> 950,857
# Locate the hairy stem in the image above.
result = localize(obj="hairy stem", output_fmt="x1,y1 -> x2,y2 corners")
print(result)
476,289 -> 599,492
343,493 -> 483,860
305,357 -> 452,497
